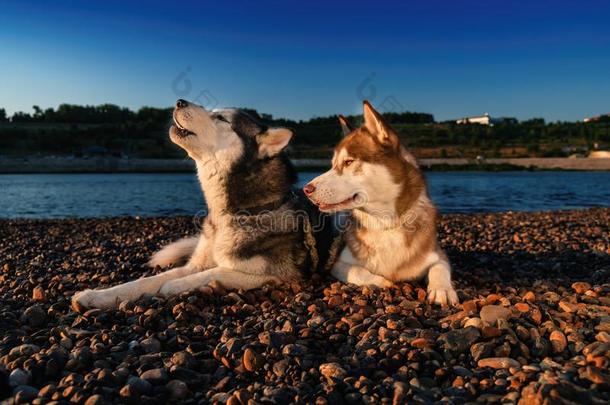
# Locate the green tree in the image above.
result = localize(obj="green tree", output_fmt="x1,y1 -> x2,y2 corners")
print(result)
0,108 -> 7,122
11,111 -> 33,122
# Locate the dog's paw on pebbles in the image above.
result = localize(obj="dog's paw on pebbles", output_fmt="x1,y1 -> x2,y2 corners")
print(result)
427,286 -> 459,307
71,290 -> 118,312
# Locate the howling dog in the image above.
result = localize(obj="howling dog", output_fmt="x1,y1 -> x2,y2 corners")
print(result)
303,101 -> 459,306
72,99 -> 333,311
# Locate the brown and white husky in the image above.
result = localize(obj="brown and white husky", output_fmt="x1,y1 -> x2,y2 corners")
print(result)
303,101 -> 459,306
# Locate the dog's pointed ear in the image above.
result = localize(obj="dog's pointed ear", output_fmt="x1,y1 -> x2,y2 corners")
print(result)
338,115 -> 354,136
257,127 -> 293,158
362,100 -> 398,147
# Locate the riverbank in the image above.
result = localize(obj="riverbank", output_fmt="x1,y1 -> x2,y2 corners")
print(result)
1,156 -> 610,173
1,209 -> 609,404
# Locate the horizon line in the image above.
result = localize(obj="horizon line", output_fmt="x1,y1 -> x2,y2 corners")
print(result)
2,102 -> 608,124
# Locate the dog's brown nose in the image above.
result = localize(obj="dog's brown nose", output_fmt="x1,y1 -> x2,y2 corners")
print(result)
303,183 -> 316,196
176,99 -> 188,109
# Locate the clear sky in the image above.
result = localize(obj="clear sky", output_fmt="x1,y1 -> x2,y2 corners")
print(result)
1,0 -> 609,121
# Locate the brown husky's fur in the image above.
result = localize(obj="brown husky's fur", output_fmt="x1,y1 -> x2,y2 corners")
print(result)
304,101 -> 458,306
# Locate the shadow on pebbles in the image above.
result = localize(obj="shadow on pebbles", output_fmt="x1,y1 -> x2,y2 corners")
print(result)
0,209 -> 609,404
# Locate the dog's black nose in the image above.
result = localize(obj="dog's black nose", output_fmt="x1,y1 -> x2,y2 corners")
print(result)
303,183 -> 316,196
176,99 -> 188,109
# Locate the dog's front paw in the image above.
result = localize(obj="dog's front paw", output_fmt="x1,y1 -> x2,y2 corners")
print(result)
71,289 -> 118,312
427,285 -> 459,307
379,278 -> 394,288
159,280 -> 192,297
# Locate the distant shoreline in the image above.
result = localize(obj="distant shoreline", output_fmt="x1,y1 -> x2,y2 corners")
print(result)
0,156 -> 609,173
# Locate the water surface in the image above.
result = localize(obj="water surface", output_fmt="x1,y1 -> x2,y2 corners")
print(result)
0,171 -> 608,218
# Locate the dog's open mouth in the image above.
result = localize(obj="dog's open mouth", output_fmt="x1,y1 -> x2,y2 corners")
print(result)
172,116 -> 196,138
317,193 -> 362,212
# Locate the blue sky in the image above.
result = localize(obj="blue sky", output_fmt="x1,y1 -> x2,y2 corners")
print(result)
1,0 -> 609,121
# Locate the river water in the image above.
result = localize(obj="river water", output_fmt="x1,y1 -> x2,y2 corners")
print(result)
0,171 -> 608,218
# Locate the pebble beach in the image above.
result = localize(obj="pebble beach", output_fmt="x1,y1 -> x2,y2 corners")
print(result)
1,209 -> 609,404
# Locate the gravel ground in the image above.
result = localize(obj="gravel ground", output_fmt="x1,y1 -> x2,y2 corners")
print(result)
1,209 -> 609,404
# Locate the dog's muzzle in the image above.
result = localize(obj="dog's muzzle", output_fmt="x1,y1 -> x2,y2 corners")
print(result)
172,113 -> 196,138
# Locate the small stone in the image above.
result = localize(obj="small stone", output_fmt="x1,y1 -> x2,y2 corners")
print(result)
60,337 -> 73,350
477,357 -> 521,369
84,394 -> 105,405
596,331 -> 610,343
140,368 -> 168,384
171,351 -> 196,369
572,282 -> 591,294
439,327 -> 481,354
480,305 -> 511,325
502,392 -> 520,403
22,305 -> 47,327
234,389 -> 252,405
140,337 -> 161,353
349,324 -> 366,337
166,380 -> 190,399
9,369 -> 30,387
386,319 -> 399,330
582,366 -> 610,386
227,395 -> 241,405
523,291 -> 536,302
482,326 -> 502,338
462,300 -> 477,312
273,359 -> 289,377
542,291 -> 561,304
38,384 -> 56,398
9,344 -> 40,359
392,381 -> 408,405
471,342 -> 495,361
559,301 -> 578,313
522,364 -> 541,373
417,288 -> 427,302
514,303 -> 530,312
119,384 -> 139,401
464,317 -> 485,330
126,377 -> 152,394
441,310 -> 470,323
452,366 -> 474,378
32,286 -> 46,301
410,337 -> 431,348
243,348 -> 263,372
282,344 -> 307,356
259,331 -> 284,348
319,363 -> 347,384
530,333 -> 549,357
328,295 -> 343,308
530,308 -> 543,324
550,330 -> 567,353
486,294 -> 501,304
211,393 -> 230,403
13,385 -> 39,403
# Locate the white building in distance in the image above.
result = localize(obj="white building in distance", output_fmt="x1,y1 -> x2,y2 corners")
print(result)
456,113 -> 493,125
456,113 -> 517,126
584,113 -> 610,123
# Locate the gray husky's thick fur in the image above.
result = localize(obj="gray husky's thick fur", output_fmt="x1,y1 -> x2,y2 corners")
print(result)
72,100 -> 332,311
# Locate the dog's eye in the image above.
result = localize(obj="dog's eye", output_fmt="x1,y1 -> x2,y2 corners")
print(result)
213,114 -> 230,123
344,159 -> 354,168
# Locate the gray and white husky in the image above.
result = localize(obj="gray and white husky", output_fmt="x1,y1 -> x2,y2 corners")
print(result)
72,99 -> 333,311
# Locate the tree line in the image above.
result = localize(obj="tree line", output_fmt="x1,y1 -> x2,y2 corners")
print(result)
0,105 -> 172,124
0,104 -> 608,158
